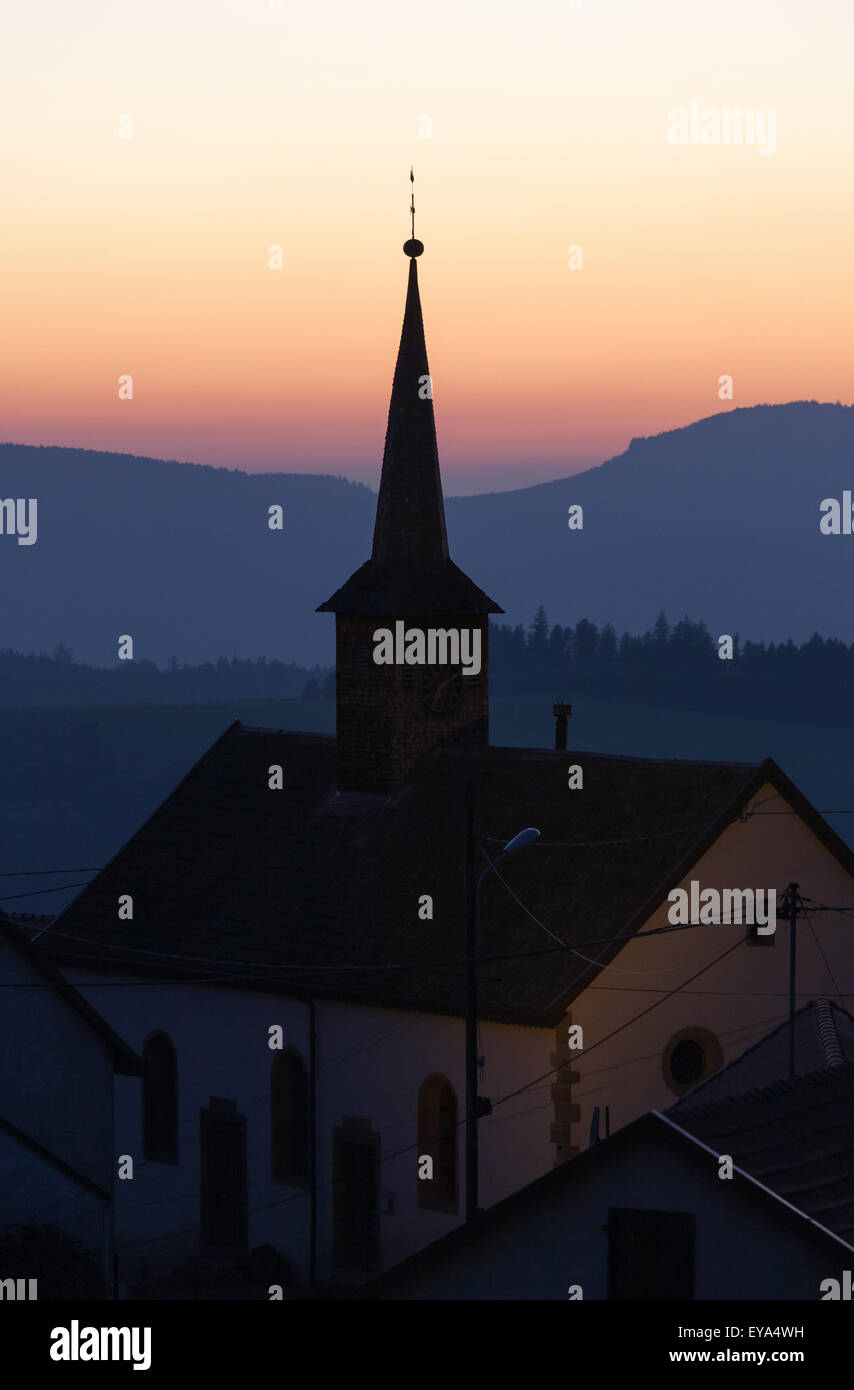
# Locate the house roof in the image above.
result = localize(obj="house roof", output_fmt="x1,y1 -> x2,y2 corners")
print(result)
0,916 -> 141,1075
670,1043 -> 854,1245
38,722 -> 851,1026
358,1102 -> 854,1297
0,1112 -> 111,1203
670,998 -> 854,1106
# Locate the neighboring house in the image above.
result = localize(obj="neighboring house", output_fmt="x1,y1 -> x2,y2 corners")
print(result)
668,995 -> 854,1103
669,998 -> 854,1249
363,1009 -> 854,1300
0,916 -> 141,1287
30,230 -> 854,1294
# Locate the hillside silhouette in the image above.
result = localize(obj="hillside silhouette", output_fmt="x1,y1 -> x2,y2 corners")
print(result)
4,608 -> 854,725
2,401 -> 852,667
0,647 -> 332,706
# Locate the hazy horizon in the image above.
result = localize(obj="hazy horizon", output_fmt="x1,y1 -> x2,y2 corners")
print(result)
0,438 -> 603,497
2,398 -> 833,497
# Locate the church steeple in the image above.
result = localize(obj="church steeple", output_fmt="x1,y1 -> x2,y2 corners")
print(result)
370,246 -> 449,573
318,178 -> 501,616
318,181 -> 502,793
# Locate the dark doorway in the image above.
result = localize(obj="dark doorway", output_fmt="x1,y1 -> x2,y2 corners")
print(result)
333,1121 -> 380,1273
607,1207 -> 695,1299
200,1099 -> 248,1252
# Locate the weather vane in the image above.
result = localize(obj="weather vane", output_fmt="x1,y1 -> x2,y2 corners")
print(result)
404,168 -> 424,257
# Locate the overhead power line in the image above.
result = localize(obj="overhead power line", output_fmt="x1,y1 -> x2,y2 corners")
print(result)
6,789 -> 854,887
0,868 -> 100,878
490,934 -> 747,1115
0,882 -> 91,902
111,926 -> 756,1254
3,910 -> 813,985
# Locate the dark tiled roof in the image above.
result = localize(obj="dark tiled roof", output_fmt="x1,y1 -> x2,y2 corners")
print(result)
318,556 -> 502,615
670,999 -> 854,1105
6,912 -> 56,929
671,1062 -> 854,1245
43,723 -> 778,1023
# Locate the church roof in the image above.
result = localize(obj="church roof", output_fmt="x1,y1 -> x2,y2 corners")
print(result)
318,555 -> 501,615
318,249 -> 502,615
39,722 -> 849,1027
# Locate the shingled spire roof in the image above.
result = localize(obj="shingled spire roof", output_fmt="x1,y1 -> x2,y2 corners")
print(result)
318,216 -> 502,615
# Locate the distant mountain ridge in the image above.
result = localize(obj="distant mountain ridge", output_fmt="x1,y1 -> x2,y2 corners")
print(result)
2,401 -> 852,667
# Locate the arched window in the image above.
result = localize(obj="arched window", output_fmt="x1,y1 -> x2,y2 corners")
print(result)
417,1075 -> 457,1211
142,1033 -> 178,1164
271,1052 -> 310,1186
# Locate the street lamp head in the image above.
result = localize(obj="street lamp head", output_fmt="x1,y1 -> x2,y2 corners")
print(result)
501,827 -> 541,855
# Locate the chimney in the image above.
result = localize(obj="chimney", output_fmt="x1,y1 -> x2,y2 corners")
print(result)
553,702 -> 572,751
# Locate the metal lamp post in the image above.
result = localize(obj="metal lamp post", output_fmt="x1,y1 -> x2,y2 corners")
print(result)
466,779 -> 540,1222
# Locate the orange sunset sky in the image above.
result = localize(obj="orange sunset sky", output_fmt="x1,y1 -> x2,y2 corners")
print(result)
1,0 -> 852,493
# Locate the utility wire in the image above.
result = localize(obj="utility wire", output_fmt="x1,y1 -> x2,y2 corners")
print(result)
481,844 -> 746,977
490,934 -> 747,1115
2,878 -> 844,991
0,882 -> 90,902
103,960 -> 847,1254
2,913 -> 809,984
805,917 -> 845,1005
7,791 -> 854,886
0,868 -> 100,878
111,929 -> 753,1254
10,872 -> 848,1244
19,1015 -> 421,1226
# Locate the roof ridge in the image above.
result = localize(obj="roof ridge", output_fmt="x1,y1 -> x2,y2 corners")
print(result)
815,997 -> 846,1067
0,918 -> 141,1075
674,1060 -> 854,1119
670,998 -> 854,1108
237,726 -> 335,740
431,744 -> 761,770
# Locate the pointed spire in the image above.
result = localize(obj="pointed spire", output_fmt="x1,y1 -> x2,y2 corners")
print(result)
371,237 -> 447,571
317,179 -> 502,616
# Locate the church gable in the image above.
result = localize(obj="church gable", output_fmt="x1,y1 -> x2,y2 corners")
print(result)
561,776 -> 854,1156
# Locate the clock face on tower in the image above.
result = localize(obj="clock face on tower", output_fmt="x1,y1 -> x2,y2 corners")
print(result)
419,665 -> 464,713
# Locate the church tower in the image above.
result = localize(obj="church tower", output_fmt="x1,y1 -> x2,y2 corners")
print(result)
318,181 -> 502,793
